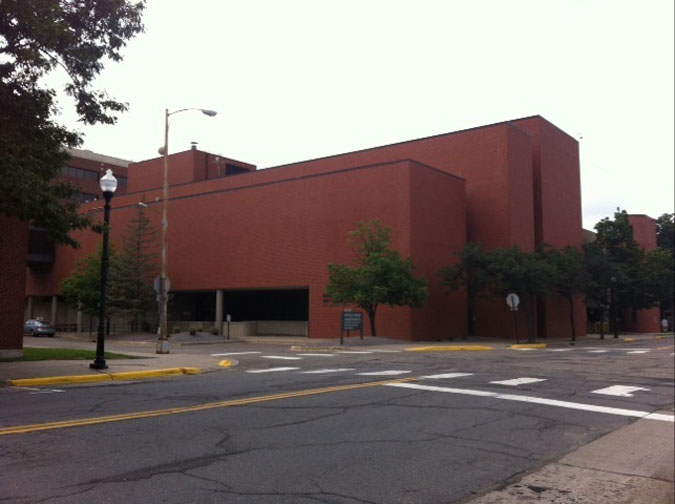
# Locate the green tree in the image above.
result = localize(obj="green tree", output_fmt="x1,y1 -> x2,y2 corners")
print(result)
486,246 -> 555,342
0,0 -> 145,246
542,246 -> 587,343
108,204 -> 159,330
60,243 -> 117,317
656,213 -> 674,254
582,240 -> 613,337
438,242 -> 491,336
326,220 -> 428,337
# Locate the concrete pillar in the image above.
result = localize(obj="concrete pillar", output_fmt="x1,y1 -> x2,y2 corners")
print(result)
51,296 -> 58,326
215,289 -> 224,335
26,295 -> 34,319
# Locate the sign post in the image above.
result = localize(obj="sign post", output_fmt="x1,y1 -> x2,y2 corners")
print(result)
341,310 -> 364,345
506,293 -> 520,344
226,314 -> 231,340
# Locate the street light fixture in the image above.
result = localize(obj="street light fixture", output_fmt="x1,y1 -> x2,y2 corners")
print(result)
157,107 -> 217,354
90,169 -> 117,369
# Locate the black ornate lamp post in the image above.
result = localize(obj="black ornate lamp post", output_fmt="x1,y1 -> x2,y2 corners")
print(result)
90,169 -> 118,370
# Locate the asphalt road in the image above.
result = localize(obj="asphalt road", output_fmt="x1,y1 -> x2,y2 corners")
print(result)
1,339 -> 673,503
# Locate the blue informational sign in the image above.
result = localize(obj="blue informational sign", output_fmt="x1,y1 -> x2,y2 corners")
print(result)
342,312 -> 363,331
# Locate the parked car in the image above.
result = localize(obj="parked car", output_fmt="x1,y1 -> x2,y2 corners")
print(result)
23,319 -> 56,337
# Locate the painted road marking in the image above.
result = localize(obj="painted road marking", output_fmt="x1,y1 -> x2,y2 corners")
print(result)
588,350 -> 608,353
301,368 -> 356,374
28,389 -> 64,395
261,356 -> 302,360
357,370 -> 412,376
0,378 -> 415,436
335,351 -> 373,354
489,377 -> 547,386
421,373 -> 474,379
211,352 -> 262,356
368,349 -> 403,353
384,383 -> 674,423
626,350 -> 649,354
299,353 -> 337,357
549,349 -> 574,352
591,385 -> 650,397
246,367 -> 300,373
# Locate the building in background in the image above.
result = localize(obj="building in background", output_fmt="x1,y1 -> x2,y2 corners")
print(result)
22,115 -> 590,341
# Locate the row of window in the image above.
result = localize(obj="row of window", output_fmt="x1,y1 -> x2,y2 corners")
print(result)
61,166 -> 128,187
62,165 -> 99,180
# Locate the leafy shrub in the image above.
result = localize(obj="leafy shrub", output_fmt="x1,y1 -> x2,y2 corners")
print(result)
172,327 -> 181,334
188,327 -> 197,336
210,326 -> 219,335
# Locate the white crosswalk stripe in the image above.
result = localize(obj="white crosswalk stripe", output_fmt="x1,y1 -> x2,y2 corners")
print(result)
587,350 -> 608,353
246,367 -> 300,373
301,368 -> 356,374
626,350 -> 649,354
261,356 -> 302,360
356,370 -> 411,376
211,351 -> 262,356
489,377 -> 547,386
591,385 -> 650,397
299,353 -> 336,357
335,351 -> 373,354
421,373 -> 473,379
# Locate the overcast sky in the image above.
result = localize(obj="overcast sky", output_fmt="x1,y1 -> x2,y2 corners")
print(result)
51,0 -> 674,229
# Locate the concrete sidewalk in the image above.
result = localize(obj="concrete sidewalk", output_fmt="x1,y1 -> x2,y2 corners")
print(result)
467,415 -> 675,504
0,346 -> 229,386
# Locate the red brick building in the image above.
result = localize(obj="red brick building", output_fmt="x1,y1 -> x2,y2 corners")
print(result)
0,149 -> 128,357
17,115 -> 589,342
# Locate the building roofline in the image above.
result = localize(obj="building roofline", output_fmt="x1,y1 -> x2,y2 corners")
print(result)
263,115 -> 547,170
67,148 -> 130,167
103,158 -> 464,208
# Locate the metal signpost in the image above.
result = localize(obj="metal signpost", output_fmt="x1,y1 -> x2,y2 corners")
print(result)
506,293 -> 520,344
341,310 -> 364,345
226,314 -> 231,340
154,275 -> 171,352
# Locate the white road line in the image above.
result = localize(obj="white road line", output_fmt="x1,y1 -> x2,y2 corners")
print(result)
549,349 -> 574,352
421,373 -> 474,379
300,368 -> 356,374
385,383 -> 674,423
246,367 -> 300,373
28,389 -> 64,395
587,350 -> 608,353
368,349 -> 403,353
299,353 -> 336,357
591,385 -> 650,397
211,352 -> 262,356
356,370 -> 412,376
335,351 -> 373,354
490,377 -> 547,386
626,350 -> 649,354
261,356 -> 302,360
514,348 -> 537,351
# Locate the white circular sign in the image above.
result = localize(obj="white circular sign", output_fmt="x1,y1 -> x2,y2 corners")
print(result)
506,293 -> 520,311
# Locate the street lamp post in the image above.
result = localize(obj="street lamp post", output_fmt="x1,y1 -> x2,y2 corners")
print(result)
90,169 -> 118,370
157,108 -> 217,354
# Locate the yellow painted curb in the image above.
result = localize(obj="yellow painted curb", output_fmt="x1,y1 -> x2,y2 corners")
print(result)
218,360 -> 233,368
9,367 -> 202,387
109,368 -> 188,380
406,345 -> 493,352
623,338 -> 635,343
511,343 -> 547,349
8,374 -> 110,387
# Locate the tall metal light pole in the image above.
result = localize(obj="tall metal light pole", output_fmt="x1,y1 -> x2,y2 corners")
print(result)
90,169 -> 118,369
157,108 -> 217,354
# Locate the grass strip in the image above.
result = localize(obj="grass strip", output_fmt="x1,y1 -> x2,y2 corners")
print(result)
1,348 -> 138,362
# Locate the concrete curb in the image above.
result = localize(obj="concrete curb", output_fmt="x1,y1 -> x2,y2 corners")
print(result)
8,367 -> 202,387
406,345 -> 494,352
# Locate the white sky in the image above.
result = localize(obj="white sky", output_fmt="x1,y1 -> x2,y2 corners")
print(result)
50,0 -> 674,229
